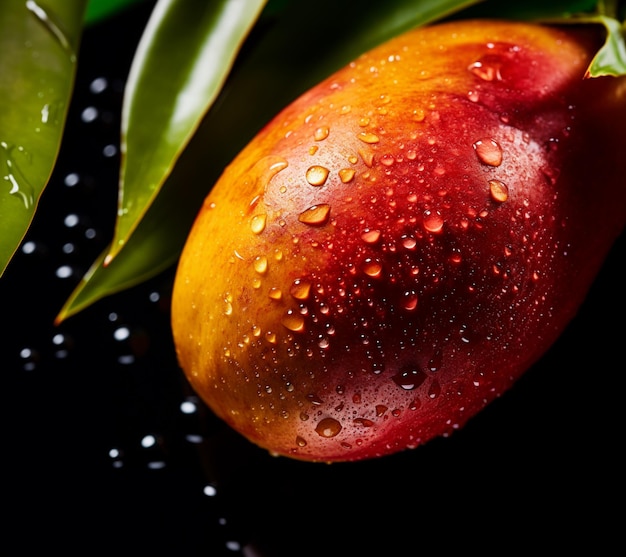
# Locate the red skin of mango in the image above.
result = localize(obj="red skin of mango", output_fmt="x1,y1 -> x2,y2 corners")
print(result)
171,19 -> 626,462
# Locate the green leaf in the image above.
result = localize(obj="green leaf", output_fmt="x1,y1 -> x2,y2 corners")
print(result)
455,0 -> 599,20
85,0 -> 147,25
0,0 -> 87,278
106,0 -> 268,264
57,0 -> 481,322
585,15 -> 626,76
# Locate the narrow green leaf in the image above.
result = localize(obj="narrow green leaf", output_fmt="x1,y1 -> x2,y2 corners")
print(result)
57,0 -> 481,321
106,0 -> 268,264
0,0 -> 87,277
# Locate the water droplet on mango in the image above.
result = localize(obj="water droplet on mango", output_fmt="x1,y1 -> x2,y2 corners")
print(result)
314,126 -> 330,141
468,59 -> 502,81
402,291 -> 418,311
361,229 -> 381,244
339,168 -> 356,183
380,154 -> 395,166
392,368 -> 427,390
298,204 -> 331,225
250,213 -> 267,234
428,349 -> 443,372
359,149 -> 374,167
375,404 -> 388,417
268,287 -> 282,300
306,165 -> 330,186
401,235 -> 417,249
223,300 -> 233,316
428,380 -> 441,399
363,258 -> 383,278
489,179 -> 509,202
353,418 -> 374,427
253,255 -> 268,274
315,417 -> 342,438
423,210 -> 444,233
307,393 -> 324,405
412,108 -> 426,122
357,131 -> 380,144
290,279 -> 311,300
473,139 -> 503,166
282,310 -> 305,332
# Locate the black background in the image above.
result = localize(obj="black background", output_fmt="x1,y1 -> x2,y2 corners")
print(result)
3,2 -> 623,556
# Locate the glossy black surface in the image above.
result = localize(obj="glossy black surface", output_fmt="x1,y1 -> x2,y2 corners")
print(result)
4,3 -> 623,556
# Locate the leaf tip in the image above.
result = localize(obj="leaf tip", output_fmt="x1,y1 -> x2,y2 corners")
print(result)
104,241 -> 124,266
53,312 -> 65,327
54,303 -> 73,326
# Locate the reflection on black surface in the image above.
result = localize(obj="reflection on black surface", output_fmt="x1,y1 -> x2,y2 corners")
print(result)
2,2 -> 623,556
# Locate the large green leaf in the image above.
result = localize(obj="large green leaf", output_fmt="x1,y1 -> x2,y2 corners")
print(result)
106,0 -> 268,265
57,0 -> 614,321
0,0 -> 87,277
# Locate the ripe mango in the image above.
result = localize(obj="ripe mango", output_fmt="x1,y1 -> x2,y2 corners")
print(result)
171,19 -> 626,462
